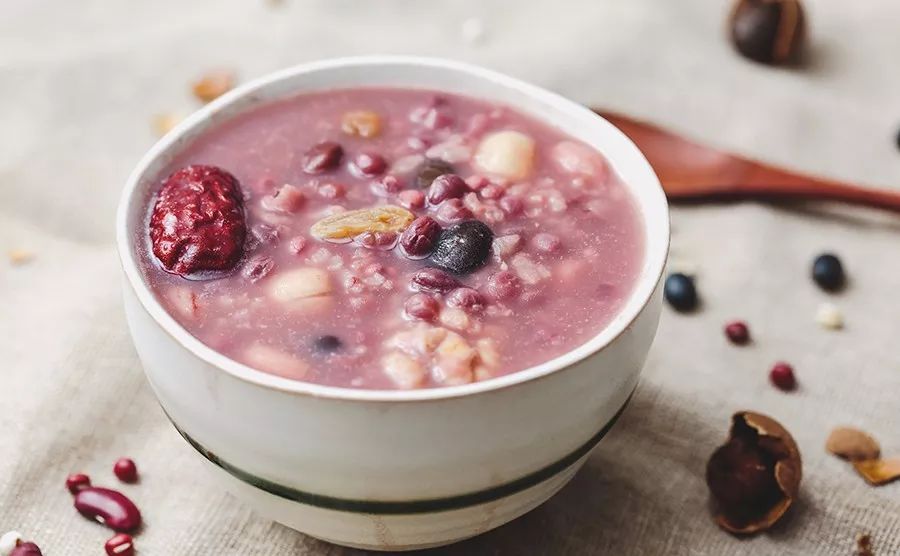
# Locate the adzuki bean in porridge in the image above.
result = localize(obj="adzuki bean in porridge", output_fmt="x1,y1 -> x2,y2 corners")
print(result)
138,88 -> 644,389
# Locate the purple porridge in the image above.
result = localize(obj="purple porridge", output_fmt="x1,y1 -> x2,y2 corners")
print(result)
138,88 -> 644,389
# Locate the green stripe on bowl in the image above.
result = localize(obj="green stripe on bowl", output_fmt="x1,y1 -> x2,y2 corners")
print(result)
171,391 -> 632,515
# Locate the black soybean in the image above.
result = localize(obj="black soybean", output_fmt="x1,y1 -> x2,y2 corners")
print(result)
664,273 -> 698,312
812,253 -> 845,292
430,220 -> 493,275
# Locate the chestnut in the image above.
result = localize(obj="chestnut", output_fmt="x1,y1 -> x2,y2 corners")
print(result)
728,0 -> 806,66
706,411 -> 802,534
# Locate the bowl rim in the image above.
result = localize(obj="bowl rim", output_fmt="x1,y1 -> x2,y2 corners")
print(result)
116,55 -> 669,403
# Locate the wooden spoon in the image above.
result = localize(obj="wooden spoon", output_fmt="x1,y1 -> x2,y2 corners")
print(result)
593,109 -> 900,212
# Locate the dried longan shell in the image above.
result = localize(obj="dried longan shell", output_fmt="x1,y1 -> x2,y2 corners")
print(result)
853,457 -> 900,486
826,427 -> 881,461
708,411 -> 802,535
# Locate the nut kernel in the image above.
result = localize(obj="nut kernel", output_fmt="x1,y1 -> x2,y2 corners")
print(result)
342,110 -> 382,138
311,206 -> 414,242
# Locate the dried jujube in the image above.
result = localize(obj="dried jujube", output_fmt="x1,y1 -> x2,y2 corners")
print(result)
706,411 -> 802,534
149,165 -> 247,277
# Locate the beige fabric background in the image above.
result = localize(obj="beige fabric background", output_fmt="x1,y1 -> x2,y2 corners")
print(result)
2,0 -> 899,554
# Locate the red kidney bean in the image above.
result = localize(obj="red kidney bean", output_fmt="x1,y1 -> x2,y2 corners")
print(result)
446,287 -> 485,314
427,174 -> 468,205
74,487 -> 142,533
400,216 -> 442,259
104,533 -> 135,556
352,151 -> 387,177
435,198 -> 473,224
404,293 -> 440,322
113,458 -> 139,483
66,472 -> 91,494
301,141 -> 343,174
410,268 -> 460,294
486,271 -> 522,301
10,542 -> 42,556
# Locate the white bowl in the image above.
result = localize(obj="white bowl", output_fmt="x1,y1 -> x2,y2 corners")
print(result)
116,56 -> 669,551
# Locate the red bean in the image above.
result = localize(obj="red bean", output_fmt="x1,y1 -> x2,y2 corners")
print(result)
104,534 -> 135,556
435,198 -> 472,224
480,184 -> 504,200
370,175 -> 404,197
499,195 -> 524,216
769,362 -> 796,391
486,271 -> 522,301
427,174 -> 468,205
400,216 -> 442,259
352,151 -> 387,177
410,268 -> 460,294
66,473 -> 91,494
113,458 -> 138,483
74,487 -> 142,532
301,141 -> 343,174
404,294 -> 440,322
397,189 -> 426,210
724,321 -> 750,345
354,231 -> 398,251
446,287 -> 485,314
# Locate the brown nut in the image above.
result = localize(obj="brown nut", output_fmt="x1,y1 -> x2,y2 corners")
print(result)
826,427 -> 881,461
728,0 -> 805,66
192,70 -> 235,103
706,411 -> 802,535
341,110 -> 382,138
853,457 -> 900,486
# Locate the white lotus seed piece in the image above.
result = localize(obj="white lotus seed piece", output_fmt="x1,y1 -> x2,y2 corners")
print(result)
268,267 -> 332,302
439,307 -> 470,331
816,302 -> 844,330
476,338 -> 501,368
382,351 -> 426,389
474,130 -> 535,180
242,342 -> 309,379
0,531 -> 23,555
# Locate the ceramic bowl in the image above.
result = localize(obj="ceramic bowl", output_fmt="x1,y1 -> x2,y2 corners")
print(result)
116,56 -> 669,551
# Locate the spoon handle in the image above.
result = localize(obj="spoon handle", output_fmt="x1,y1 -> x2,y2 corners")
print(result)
594,109 -> 900,213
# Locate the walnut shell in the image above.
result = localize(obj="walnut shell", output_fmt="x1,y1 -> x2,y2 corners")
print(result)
706,411 -> 802,534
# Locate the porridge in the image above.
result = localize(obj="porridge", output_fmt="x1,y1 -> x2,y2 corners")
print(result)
138,88 -> 644,389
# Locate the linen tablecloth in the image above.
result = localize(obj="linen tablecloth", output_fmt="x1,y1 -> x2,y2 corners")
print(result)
2,0 -> 898,553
